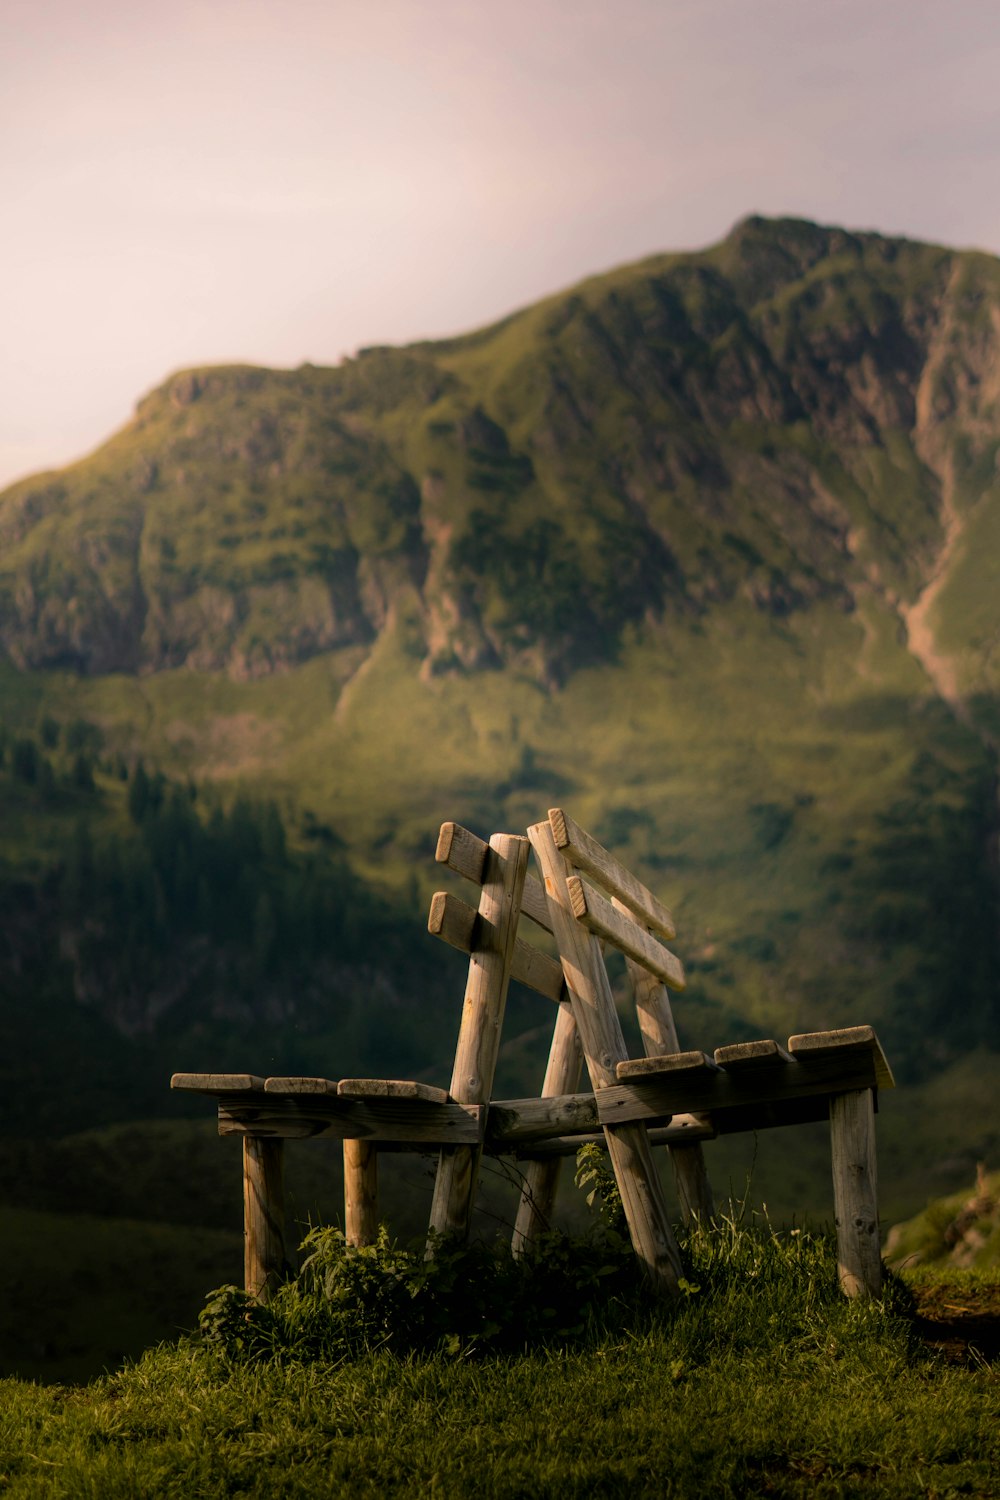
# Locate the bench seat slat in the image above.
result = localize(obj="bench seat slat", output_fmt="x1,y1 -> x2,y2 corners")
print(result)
337,1079 -> 451,1104
788,1027 -> 894,1089
171,1073 -> 265,1094
616,1050 -> 717,1082
713,1039 -> 793,1069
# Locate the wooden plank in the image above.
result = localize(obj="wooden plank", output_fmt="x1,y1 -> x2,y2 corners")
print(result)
218,1097 -> 484,1145
428,833 -> 530,1240
567,876 -> 686,991
344,1139 -> 379,1247
788,1027 -> 894,1089
529,818 -> 683,1295
171,1073 -> 265,1093
489,1089 -> 603,1148
548,807 -> 676,939
511,1001 -> 584,1253
428,890 -> 564,1003
243,1137 -> 286,1302
830,1088 -> 882,1297
263,1077 -> 451,1105
337,1079 -> 451,1104
598,1049 -> 883,1126
436,822 -> 552,932
510,1114 -> 717,1159
714,1039 -> 792,1069
435,821 -> 487,883
617,1050 -> 719,1081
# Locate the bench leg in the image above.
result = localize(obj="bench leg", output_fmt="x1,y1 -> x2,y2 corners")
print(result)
830,1088 -> 881,1297
428,1145 -> 479,1241
512,1000 -> 583,1255
243,1136 -> 286,1302
670,1141 -> 715,1225
344,1139 -> 379,1247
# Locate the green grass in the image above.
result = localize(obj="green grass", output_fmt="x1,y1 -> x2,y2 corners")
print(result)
0,1224 -> 994,1498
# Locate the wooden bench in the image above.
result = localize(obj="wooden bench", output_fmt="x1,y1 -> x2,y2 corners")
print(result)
173,810 -> 894,1302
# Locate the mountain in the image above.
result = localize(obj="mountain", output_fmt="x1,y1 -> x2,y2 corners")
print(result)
0,213 -> 997,1218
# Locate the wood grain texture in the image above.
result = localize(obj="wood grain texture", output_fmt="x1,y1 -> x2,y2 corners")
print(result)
600,1051 -> 883,1124
243,1136 -> 286,1302
435,822 -> 552,932
617,1050 -> 720,1081
428,833 -> 530,1241
548,807 -> 676,939
509,1114 -> 717,1159
567,876 -> 686,990
511,1000 -> 584,1252
171,1073 -> 265,1093
337,1079 -> 451,1104
713,1039 -> 793,1068
788,1027 -> 895,1089
428,890 -> 564,1002
618,919 -> 713,1224
343,1139 -> 379,1247
528,818 -> 683,1294
830,1088 -> 882,1297
219,1097 -> 483,1144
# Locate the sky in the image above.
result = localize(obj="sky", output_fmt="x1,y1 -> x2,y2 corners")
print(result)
3,0 -> 999,490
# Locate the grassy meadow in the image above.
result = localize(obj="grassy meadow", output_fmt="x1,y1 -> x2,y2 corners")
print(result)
0,1217 -> 995,1498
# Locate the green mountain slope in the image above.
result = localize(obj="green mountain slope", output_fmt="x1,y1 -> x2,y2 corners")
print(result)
0,213 -> 997,1216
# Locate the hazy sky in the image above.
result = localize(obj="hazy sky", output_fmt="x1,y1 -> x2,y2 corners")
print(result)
3,0 -> 999,489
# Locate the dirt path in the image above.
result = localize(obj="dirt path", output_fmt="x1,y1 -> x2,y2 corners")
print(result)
898,463 -> 972,726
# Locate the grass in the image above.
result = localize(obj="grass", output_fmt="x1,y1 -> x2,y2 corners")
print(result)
0,1220 -> 995,1498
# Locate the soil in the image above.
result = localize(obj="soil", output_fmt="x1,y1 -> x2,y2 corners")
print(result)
911,1281 -> 1000,1365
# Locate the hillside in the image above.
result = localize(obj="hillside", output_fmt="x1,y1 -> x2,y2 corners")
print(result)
0,213 -> 998,1244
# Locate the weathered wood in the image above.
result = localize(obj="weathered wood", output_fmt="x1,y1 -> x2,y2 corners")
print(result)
788,1027 -> 895,1090
436,822 -> 552,932
489,1088 -> 841,1145
620,924 -> 714,1224
548,807 -> 676,939
617,1049 -> 720,1081
218,1096 -> 483,1143
602,1048 -> 884,1124
509,1114 -> 717,1159
337,1079 -> 451,1104
714,1039 -> 792,1069
511,1000 -> 584,1252
428,890 -> 565,1002
243,1136 -> 286,1302
428,833 -> 530,1241
528,818 -> 683,1294
567,877 -> 686,990
171,1073 -> 265,1094
263,1076 -> 450,1102
830,1088 -> 882,1297
343,1139 -> 379,1247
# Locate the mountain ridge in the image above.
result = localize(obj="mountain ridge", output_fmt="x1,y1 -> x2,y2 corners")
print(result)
3,215 -> 998,708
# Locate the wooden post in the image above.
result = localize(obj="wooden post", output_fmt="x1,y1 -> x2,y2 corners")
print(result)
344,1139 -> 379,1247
243,1135 -> 286,1302
511,1000 -> 584,1253
428,833 -> 530,1243
830,1088 -> 881,1297
527,820 -> 683,1295
626,950 -> 715,1225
